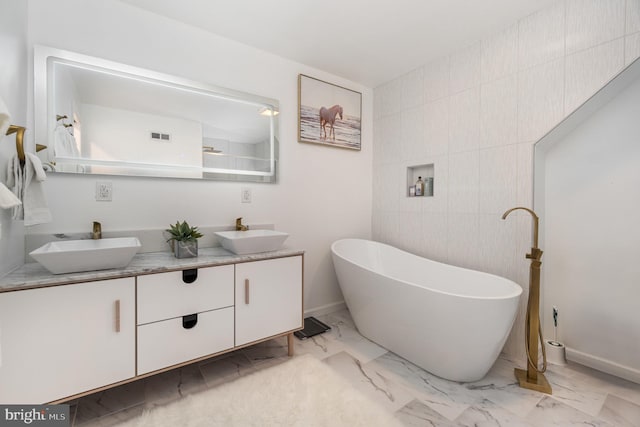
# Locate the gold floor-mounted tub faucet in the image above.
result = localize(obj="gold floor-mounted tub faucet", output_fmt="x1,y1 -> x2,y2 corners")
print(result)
502,206 -> 551,395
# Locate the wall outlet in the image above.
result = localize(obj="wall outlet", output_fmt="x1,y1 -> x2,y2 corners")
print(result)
241,187 -> 252,203
96,181 -> 113,201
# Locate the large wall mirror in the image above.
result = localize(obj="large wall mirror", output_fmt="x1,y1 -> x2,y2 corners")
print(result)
34,46 -> 279,182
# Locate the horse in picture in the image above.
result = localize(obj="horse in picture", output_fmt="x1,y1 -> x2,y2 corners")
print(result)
319,105 -> 343,141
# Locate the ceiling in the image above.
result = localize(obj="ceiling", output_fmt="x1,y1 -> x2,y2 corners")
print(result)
119,0 -> 559,88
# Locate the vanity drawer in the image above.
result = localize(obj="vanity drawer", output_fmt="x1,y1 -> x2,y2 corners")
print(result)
137,265 -> 234,324
137,307 -> 234,375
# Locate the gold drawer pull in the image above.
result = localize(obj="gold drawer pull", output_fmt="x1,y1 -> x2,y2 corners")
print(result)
115,299 -> 121,333
245,279 -> 250,305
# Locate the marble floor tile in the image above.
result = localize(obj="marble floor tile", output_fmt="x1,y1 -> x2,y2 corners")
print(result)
525,396 -> 614,426
295,310 -> 388,363
462,358 -> 546,415
143,363 -> 207,407
198,350 -> 255,388
395,399 -> 461,426
544,367 -> 609,416
74,381 -> 145,426
70,308 -> 640,426
294,328 -> 349,360
323,351 -> 416,413
454,398 -> 536,427
372,351 -> 474,420
546,360 -> 640,406
598,394 -> 640,427
240,336 -> 290,368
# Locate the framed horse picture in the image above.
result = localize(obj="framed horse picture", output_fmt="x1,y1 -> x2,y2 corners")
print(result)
298,74 -> 362,150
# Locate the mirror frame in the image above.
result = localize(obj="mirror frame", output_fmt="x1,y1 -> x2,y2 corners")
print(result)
34,45 -> 279,182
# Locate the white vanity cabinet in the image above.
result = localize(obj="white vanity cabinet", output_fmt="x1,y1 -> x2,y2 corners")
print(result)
136,266 -> 235,374
0,278 -> 135,404
0,250 -> 303,404
235,256 -> 303,346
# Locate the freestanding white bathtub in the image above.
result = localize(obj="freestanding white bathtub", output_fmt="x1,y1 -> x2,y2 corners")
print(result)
331,238 -> 522,382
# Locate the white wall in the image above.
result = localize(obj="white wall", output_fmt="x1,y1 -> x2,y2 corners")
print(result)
24,0 -> 373,313
373,0 -> 640,360
541,74 -> 640,380
0,0 -> 28,276
81,104 -> 203,174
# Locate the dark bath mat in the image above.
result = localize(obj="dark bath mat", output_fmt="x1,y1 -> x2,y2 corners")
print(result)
294,316 -> 331,340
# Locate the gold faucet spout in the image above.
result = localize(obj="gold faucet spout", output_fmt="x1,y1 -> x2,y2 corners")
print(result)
502,206 -> 539,249
92,221 -> 102,239
235,217 -> 249,231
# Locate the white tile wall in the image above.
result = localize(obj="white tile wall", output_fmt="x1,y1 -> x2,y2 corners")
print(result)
478,213 -> 517,279
420,211 -> 448,263
401,106 -> 425,161
518,2 -> 565,70
565,0 -> 625,54
517,58 -> 565,142
423,98 -> 449,157
448,87 -> 480,153
478,145 -> 517,215
625,32 -> 640,65
628,0 -> 640,34
480,74 -> 518,149
449,42 -> 481,94
423,155 -> 449,214
516,142 -> 534,208
373,162 -> 401,212
398,212 -> 424,255
378,113 -> 401,163
424,57 -> 450,102
447,150 -> 479,214
564,39 -> 624,115
372,0 -> 638,360
447,212 -> 480,270
481,24 -> 518,83
401,68 -> 425,110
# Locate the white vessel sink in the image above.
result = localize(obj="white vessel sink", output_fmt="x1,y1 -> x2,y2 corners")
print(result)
30,237 -> 142,274
214,230 -> 289,255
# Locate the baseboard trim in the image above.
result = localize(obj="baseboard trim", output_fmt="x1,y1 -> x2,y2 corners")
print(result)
304,301 -> 347,318
566,347 -> 640,385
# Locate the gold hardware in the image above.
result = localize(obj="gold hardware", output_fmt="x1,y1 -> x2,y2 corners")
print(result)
235,217 -> 249,231
502,206 -> 552,394
5,125 -> 48,165
92,221 -> 102,240
6,125 -> 26,165
115,299 -> 121,333
245,279 -> 250,304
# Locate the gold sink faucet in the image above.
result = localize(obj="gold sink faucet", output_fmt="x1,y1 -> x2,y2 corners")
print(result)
92,221 -> 102,239
235,217 -> 249,231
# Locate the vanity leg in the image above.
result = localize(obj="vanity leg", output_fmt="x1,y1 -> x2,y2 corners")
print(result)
287,332 -> 294,356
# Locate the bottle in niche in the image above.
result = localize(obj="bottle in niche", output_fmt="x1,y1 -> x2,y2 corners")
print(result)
415,176 -> 424,196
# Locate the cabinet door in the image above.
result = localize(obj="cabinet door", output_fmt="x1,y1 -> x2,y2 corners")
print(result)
235,256 -> 303,346
0,278 -> 135,403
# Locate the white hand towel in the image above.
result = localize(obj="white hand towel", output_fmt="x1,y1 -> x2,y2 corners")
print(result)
6,155 -> 24,219
0,182 -> 21,209
22,153 -> 52,226
0,95 -> 10,136
7,153 -> 52,225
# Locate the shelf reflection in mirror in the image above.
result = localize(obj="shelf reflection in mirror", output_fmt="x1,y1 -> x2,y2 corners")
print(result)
34,45 -> 279,182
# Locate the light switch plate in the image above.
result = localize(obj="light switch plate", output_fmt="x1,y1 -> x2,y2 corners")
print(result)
96,181 -> 113,201
241,187 -> 251,203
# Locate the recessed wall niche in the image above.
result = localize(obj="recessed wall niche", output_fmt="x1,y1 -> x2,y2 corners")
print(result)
406,164 -> 434,197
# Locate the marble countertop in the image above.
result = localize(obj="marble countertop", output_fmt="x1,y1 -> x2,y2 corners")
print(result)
0,246 -> 304,293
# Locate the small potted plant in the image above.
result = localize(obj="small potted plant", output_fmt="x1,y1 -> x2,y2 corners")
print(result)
166,220 -> 203,258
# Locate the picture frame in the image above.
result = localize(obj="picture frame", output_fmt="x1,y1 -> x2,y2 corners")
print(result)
298,74 -> 362,150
